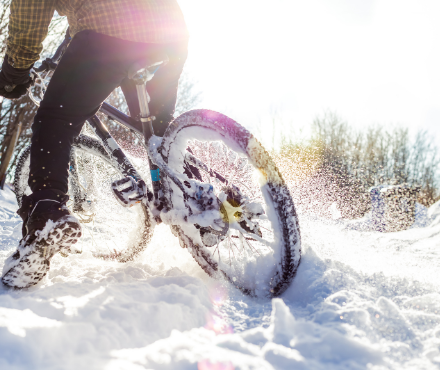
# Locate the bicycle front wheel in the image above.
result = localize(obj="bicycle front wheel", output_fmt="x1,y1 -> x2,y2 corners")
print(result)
14,134 -> 153,262
160,110 -> 301,297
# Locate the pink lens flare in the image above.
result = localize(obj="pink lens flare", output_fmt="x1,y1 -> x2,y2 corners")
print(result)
209,283 -> 228,306
205,283 -> 234,334
198,359 -> 235,370
205,312 -> 234,335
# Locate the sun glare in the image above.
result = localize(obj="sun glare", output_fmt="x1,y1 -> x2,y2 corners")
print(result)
179,0 -> 440,139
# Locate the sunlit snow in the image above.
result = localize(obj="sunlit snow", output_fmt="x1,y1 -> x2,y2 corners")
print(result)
1,185 -> 440,369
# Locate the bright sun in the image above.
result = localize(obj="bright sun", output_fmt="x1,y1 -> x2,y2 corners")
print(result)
178,0 -> 440,144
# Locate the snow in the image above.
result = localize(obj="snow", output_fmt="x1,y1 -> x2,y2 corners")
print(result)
1,183 -> 440,369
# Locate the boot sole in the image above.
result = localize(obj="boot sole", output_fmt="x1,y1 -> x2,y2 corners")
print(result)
1,219 -> 82,289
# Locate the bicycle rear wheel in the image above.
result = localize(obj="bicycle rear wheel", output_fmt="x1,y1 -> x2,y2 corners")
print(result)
160,110 -> 301,297
14,134 -> 153,262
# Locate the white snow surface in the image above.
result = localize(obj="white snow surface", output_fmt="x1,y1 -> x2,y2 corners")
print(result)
1,184 -> 440,369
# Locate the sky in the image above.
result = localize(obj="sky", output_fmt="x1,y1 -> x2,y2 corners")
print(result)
178,0 -> 440,144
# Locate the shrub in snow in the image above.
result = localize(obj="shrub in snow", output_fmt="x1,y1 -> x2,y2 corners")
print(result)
370,184 -> 420,232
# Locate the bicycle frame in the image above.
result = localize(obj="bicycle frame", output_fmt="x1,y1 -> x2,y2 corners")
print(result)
28,39 -> 230,230
72,65 -> 205,214
83,90 -> 158,208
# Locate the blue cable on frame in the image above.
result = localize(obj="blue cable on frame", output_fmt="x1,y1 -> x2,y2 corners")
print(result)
150,168 -> 160,182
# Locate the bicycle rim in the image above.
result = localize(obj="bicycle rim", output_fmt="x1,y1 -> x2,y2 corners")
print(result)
14,134 -> 153,262
160,110 -> 301,297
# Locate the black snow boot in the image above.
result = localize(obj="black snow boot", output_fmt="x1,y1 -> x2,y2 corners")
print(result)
1,189 -> 82,289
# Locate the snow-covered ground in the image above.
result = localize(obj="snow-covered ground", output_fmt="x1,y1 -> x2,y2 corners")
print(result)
1,184 -> 440,370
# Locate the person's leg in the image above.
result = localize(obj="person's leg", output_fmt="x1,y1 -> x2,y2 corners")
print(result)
30,33 -> 188,194
29,31 -> 137,194
119,41 -> 188,136
148,41 -> 188,136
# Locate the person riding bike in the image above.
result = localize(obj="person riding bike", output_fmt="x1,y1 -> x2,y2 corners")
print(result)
0,0 -> 188,288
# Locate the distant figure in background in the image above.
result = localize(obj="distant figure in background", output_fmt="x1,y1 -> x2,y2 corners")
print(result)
0,0 -> 188,288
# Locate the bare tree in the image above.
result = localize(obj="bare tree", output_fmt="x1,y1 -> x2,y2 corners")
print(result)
274,112 -> 440,218
0,2 -> 68,185
174,70 -> 202,116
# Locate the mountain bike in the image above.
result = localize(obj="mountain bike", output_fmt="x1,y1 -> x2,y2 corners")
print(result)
13,36 -> 301,298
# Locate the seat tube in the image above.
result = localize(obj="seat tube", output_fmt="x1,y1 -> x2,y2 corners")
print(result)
135,83 -> 154,142
135,81 -> 162,202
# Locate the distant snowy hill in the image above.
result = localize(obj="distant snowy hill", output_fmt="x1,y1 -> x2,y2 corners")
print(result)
1,186 -> 440,369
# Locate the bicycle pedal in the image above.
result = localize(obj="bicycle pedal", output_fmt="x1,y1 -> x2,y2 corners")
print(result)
112,177 -> 146,207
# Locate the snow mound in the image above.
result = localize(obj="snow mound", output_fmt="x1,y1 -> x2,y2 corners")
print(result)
109,299 -> 382,370
0,185 -> 19,213
0,263 -> 213,369
428,200 -> 440,227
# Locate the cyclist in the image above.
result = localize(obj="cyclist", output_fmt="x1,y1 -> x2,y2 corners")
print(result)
0,1 -> 188,288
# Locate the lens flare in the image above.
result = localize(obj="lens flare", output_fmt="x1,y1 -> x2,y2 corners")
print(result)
205,313 -> 234,335
209,283 -> 228,306
204,283 -> 234,334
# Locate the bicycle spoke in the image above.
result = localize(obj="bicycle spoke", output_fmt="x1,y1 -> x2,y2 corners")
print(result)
258,224 -> 274,233
228,237 -> 238,267
229,236 -> 244,256
240,231 -> 262,257
213,242 -> 220,260
230,235 -> 256,242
